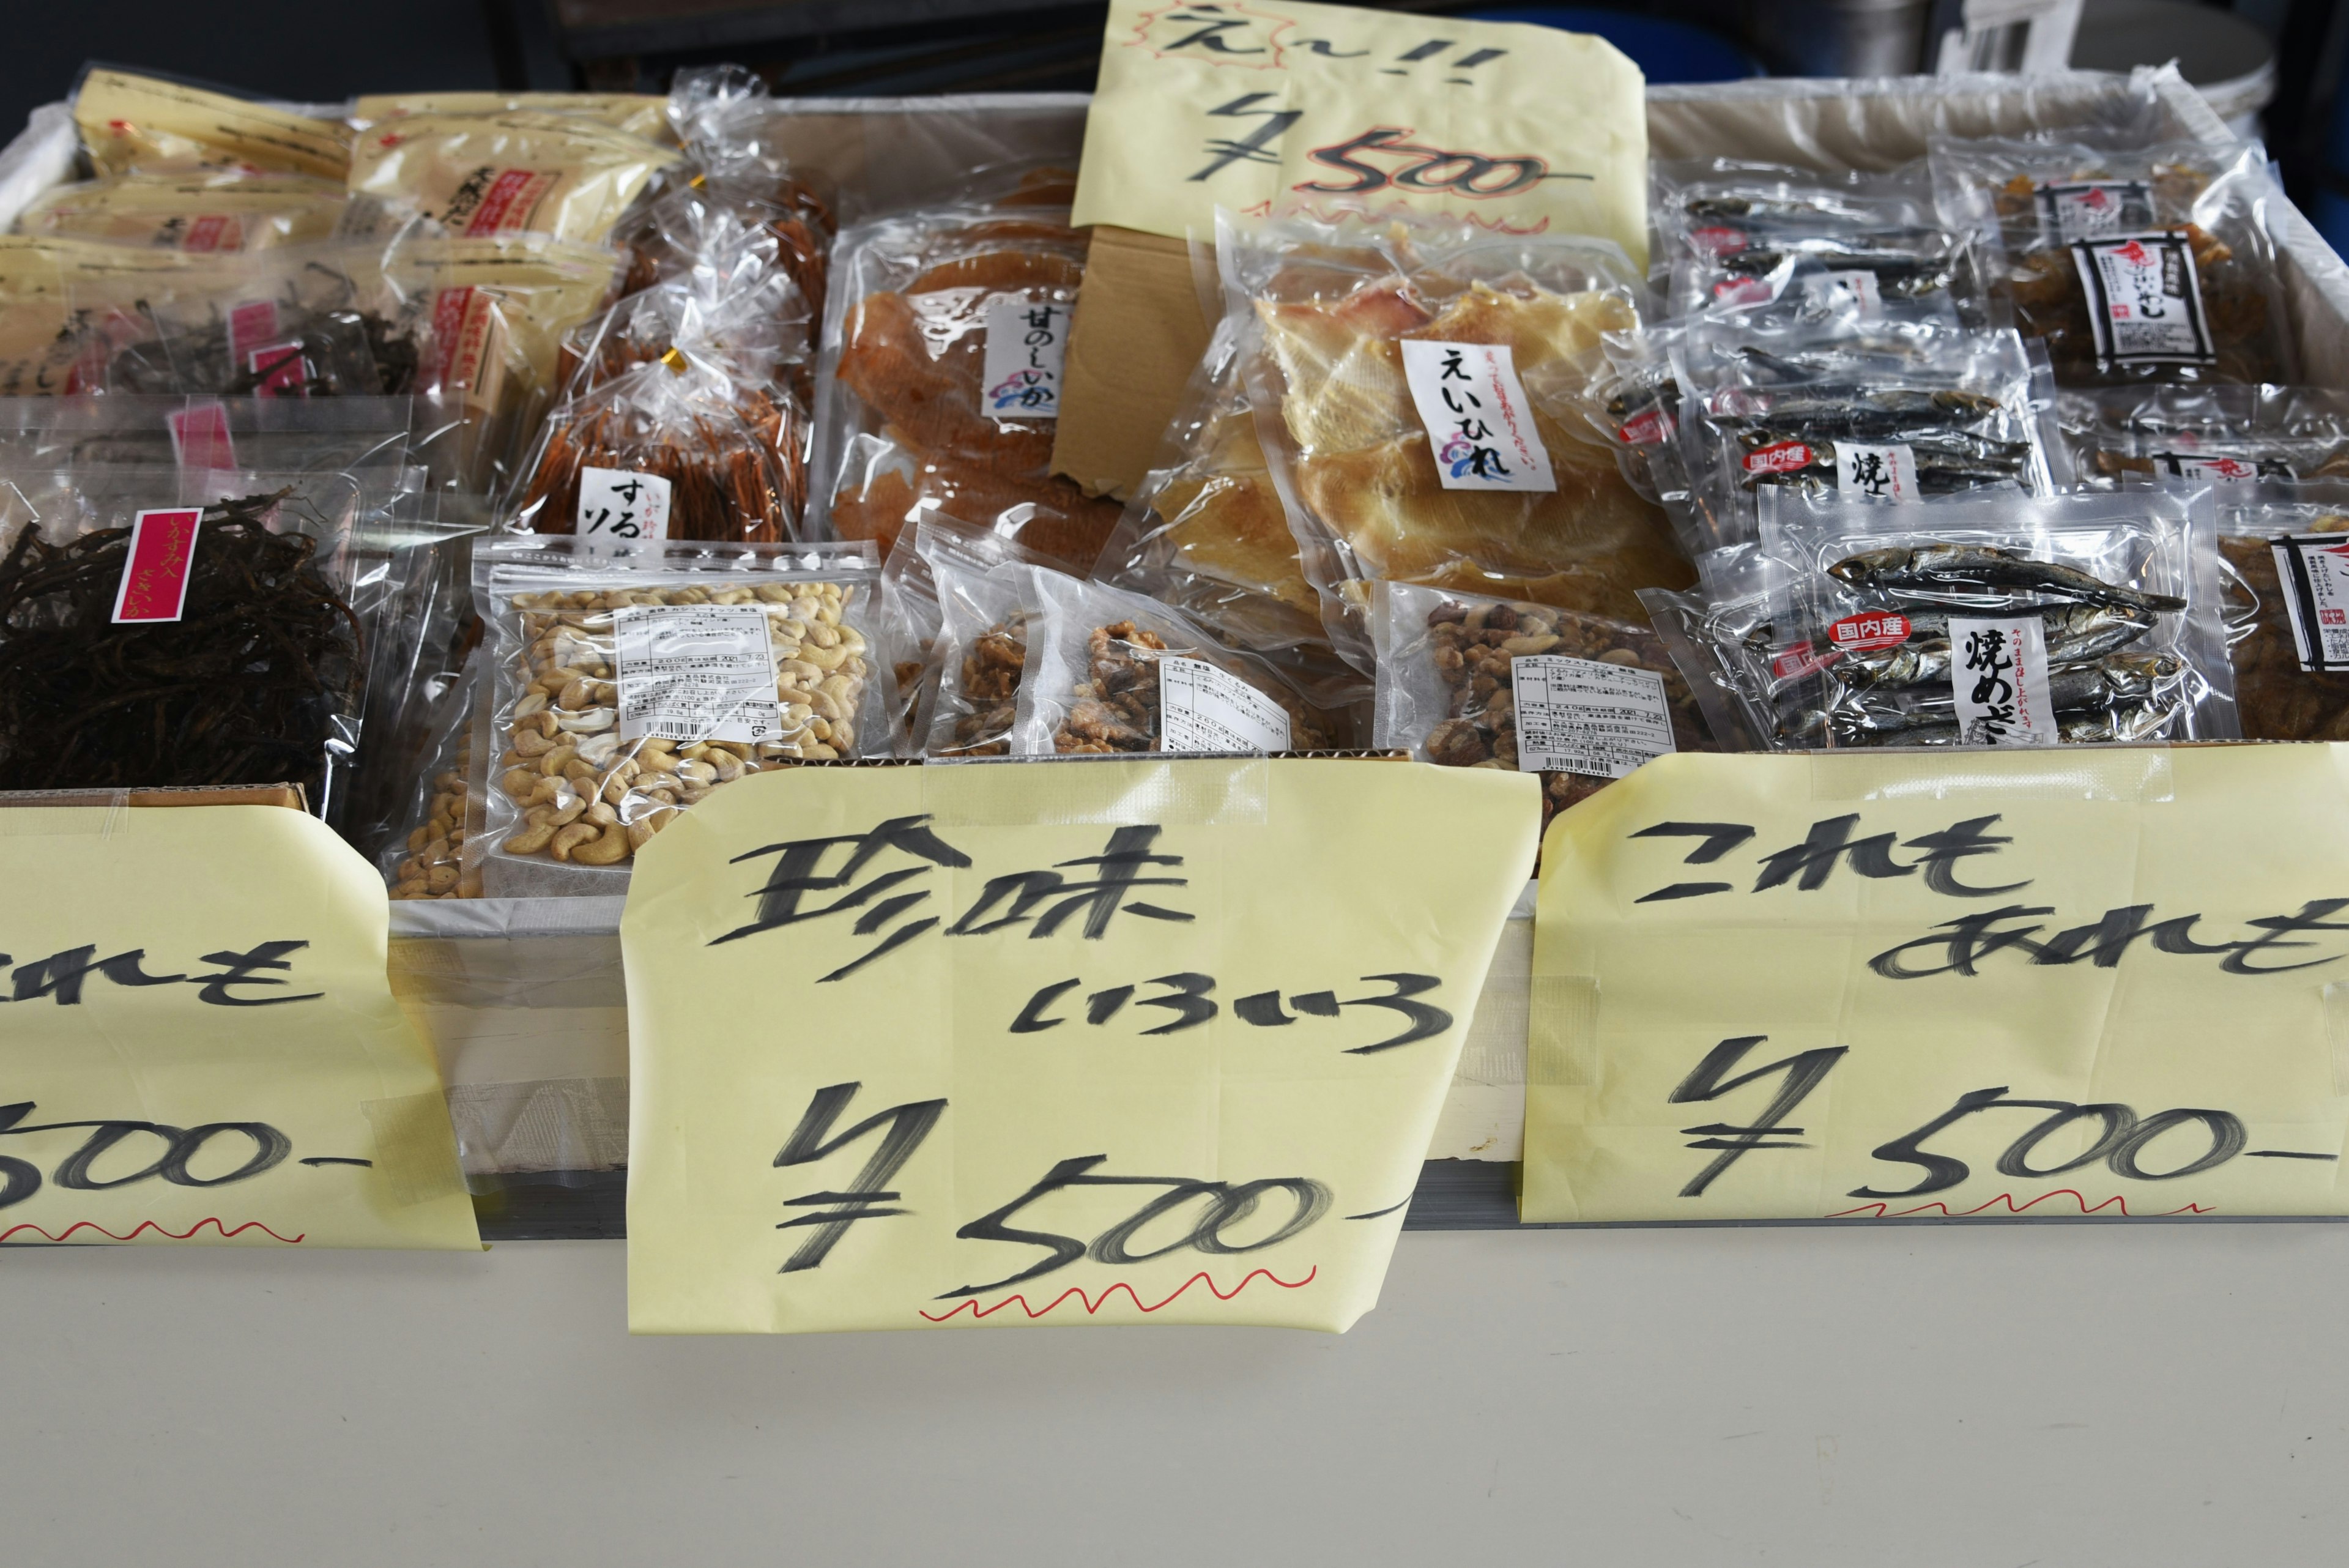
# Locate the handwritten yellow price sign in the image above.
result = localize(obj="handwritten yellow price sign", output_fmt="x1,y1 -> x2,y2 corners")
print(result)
623,759 -> 1535,1333
1524,747 -> 2349,1224
0,804 -> 478,1249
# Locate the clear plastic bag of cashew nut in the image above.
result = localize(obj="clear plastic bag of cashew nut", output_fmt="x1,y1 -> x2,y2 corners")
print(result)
473,535 -> 891,896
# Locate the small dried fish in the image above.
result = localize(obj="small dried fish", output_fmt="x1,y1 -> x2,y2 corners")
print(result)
1836,601 -> 2159,689
1830,651 -> 2184,738
1827,543 -> 2188,614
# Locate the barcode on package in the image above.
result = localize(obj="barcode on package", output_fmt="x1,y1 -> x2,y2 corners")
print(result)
612,604 -> 779,745
1510,654 -> 1676,778
1157,655 -> 1293,753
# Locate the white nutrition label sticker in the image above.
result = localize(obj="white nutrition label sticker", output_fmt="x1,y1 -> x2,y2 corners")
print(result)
2269,535 -> 2349,672
981,297 -> 1070,420
2035,180 -> 2153,245
576,466 -> 673,546
1948,615 -> 2059,747
1833,440 -> 1918,502
2072,235 -> 2214,366
612,603 -> 779,745
1803,269 -> 1882,319
1399,339 -> 1557,493
1156,655 -> 1293,753
1510,654 -> 1676,778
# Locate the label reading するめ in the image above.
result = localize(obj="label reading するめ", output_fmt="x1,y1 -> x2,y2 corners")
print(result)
576,466 -> 673,546
982,298 -> 1070,420
612,604 -> 779,745
2071,235 -> 2214,366
1510,654 -> 1677,778
1156,656 -> 1293,754
1400,340 -> 1557,493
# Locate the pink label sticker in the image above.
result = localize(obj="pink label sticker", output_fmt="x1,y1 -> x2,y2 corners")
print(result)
113,508 -> 204,623
226,300 -> 280,366
166,403 -> 238,472
181,214 -> 239,252
247,340 -> 310,398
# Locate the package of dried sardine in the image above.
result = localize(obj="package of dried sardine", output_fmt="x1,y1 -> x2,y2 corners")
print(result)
1929,136 -> 2290,387
504,347 -> 797,544
1371,580 -> 1712,838
2205,480 -> 2349,741
1090,316 -> 1362,709
1008,568 -> 1351,756
0,463 -> 453,821
1219,210 -> 1692,672
2060,384 -> 2349,489
471,537 -> 889,894
810,201 -> 1119,569
1747,486 -> 2236,749
1672,316 -> 2061,553
1651,158 -> 1970,325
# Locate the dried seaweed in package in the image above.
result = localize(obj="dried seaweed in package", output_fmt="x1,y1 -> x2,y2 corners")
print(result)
811,201 -> 1120,569
1218,212 -> 1694,671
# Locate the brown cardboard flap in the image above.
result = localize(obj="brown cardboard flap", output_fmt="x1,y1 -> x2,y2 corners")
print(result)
1051,226 -> 1214,503
0,783 -> 308,811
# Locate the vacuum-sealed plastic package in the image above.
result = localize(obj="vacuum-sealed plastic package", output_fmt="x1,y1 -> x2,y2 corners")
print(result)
1671,317 -> 2060,552
505,351 -> 797,544
2060,384 -> 2349,488
0,394 -> 417,472
1009,569 -> 1348,756
384,648 -> 484,899
16,169 -> 349,251
346,111 -> 679,247
1650,158 -> 1969,325
1739,486 -> 2236,749
1090,316 -> 1361,706
2209,480 -> 2349,741
813,202 -> 1118,567
473,537 -> 888,893
0,463 -> 452,819
1220,212 -> 1691,667
1930,137 -> 2291,387
352,93 -> 672,141
919,547 -> 1048,759
881,518 -> 1058,752
1371,580 -> 1712,835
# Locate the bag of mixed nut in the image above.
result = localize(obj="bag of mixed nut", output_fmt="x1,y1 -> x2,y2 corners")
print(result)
472,537 -> 890,894
384,651 -> 485,901
1010,568 -> 1352,756
1370,581 -> 1711,838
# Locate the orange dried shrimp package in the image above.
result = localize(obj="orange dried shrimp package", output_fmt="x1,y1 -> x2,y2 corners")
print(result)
1220,214 -> 1695,671
812,201 -> 1121,570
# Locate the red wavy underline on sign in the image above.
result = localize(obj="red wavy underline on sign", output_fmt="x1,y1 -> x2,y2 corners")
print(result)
1827,1191 -> 2213,1220
0,1217 -> 305,1244
918,1265 -> 1317,1323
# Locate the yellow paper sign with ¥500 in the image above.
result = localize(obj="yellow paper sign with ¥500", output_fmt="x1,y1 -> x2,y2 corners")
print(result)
1524,748 -> 2349,1224
1072,0 -> 1649,266
623,759 -> 1535,1334
0,805 -> 478,1249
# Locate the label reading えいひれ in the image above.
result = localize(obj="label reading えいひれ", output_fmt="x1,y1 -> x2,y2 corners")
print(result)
1155,656 -> 1293,753
612,603 -> 779,745
1400,340 -> 1557,493
1510,654 -> 1677,778
982,298 -> 1070,420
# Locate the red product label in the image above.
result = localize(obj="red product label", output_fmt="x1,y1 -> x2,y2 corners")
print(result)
1689,225 -> 1746,257
1829,612 -> 1912,651
181,214 -> 239,252
226,300 -> 280,366
166,403 -> 238,472
1772,641 -> 1839,680
426,285 -> 477,387
1711,275 -> 1775,305
464,168 -> 554,236
1743,440 -> 1814,475
113,508 -> 204,623
247,341 -> 310,398
1617,407 -> 1671,446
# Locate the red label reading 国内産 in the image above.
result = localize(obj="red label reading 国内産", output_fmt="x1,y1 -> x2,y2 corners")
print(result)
1772,642 -> 1839,680
1743,440 -> 1813,475
1829,612 -> 1911,651
111,508 -> 204,623
1617,407 -> 1671,447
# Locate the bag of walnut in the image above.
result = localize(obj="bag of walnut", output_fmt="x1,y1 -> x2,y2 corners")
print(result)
1369,581 -> 1712,838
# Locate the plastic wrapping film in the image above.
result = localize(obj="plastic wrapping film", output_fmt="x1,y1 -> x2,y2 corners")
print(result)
2060,384 -> 2349,488
0,394 -> 418,472
471,537 -> 891,896
2209,478 -> 2349,742
343,110 -> 678,247
17,169 -> 349,251
883,518 -> 1057,756
1219,211 -> 1691,670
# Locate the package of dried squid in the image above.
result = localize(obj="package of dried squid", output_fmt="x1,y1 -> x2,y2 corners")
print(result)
2206,479 -> 2349,741
1370,580 -> 1712,838
471,537 -> 888,894
810,201 -> 1119,568
1929,136 -> 2291,387
1650,157 -> 1970,326
1009,569 -> 1350,756
2059,384 -> 2349,490
1673,316 -> 2062,552
1753,486 -> 2236,749
1217,210 -> 1691,672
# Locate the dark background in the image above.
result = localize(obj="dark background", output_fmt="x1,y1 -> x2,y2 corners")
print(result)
0,0 -> 2340,206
